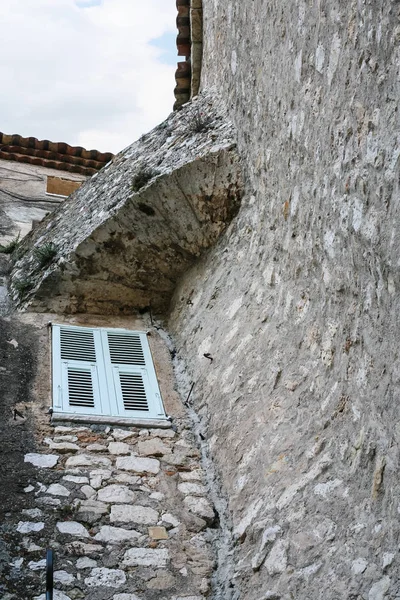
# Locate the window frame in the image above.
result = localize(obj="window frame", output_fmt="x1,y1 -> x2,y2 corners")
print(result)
51,324 -> 168,426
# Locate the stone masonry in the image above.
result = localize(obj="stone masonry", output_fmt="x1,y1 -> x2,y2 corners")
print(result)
10,95 -> 242,315
168,1 -> 400,599
3,422 -> 215,600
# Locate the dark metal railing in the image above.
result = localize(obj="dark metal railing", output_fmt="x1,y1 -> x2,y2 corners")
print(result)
46,549 -> 53,600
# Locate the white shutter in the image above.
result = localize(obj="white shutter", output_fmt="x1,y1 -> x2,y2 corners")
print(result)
52,325 -> 109,416
101,330 -> 166,420
52,325 -> 166,421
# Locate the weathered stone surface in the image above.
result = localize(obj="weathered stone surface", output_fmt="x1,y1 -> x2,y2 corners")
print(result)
116,456 -> 160,475
24,453 -> 58,468
47,483 -> 71,497
17,521 -> 44,534
179,470 -> 203,482
44,439 -> 80,453
183,497 -> 214,522
76,557 -> 98,569
97,484 -> 135,504
56,521 -> 89,538
89,468 -> 112,489
148,526 -> 168,540
85,567 -> 126,588
146,571 -> 175,589
368,577 -> 391,600
12,94 -> 243,315
178,482 -> 207,496
28,559 -> 46,570
34,592 -> 71,600
63,475 -> 89,484
111,429 -> 137,441
54,570 -> 75,585
108,442 -> 131,455
21,508 -> 43,518
94,525 -> 141,544
80,484 -> 96,499
65,454 -> 112,468
110,505 -> 159,525
76,499 -> 109,523
113,595 -> 141,600
150,429 -> 175,439
137,438 -> 169,456
66,542 -> 103,556
86,443 -> 107,452
122,548 -> 169,568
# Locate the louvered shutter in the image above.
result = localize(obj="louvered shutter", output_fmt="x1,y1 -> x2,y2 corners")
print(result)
101,330 -> 165,419
52,325 -> 166,421
52,325 -> 109,416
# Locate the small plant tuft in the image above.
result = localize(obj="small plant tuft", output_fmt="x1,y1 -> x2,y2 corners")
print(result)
34,242 -> 58,268
187,108 -> 212,134
14,277 -> 34,299
0,234 -> 20,255
131,168 -> 159,193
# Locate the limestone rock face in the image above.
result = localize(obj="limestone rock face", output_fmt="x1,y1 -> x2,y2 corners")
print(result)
11,94 -> 243,315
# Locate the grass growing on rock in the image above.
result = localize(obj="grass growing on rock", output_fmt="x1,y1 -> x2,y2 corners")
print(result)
0,235 -> 20,255
34,242 -> 58,268
131,168 -> 159,192
14,278 -> 34,299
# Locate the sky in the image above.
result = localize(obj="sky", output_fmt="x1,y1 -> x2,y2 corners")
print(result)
0,0 -> 177,153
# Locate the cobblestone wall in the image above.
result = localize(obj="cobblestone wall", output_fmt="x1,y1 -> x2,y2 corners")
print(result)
169,1 -> 400,599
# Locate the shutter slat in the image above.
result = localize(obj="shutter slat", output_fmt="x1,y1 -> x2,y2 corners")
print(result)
119,372 -> 149,412
60,328 -> 96,362
67,368 -> 95,407
107,332 -> 145,365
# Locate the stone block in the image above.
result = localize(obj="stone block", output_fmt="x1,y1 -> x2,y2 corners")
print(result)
123,548 -> 169,568
85,567 -> 126,588
97,484 -> 135,504
47,484 -> 71,497
24,453 -> 58,468
137,438 -> 169,457
116,456 -> 160,475
110,504 -> 159,525
108,442 -> 131,455
94,525 -> 141,544
183,496 -> 214,523
148,526 -> 168,540
17,521 -> 44,534
66,454 -> 112,468
56,521 -> 89,538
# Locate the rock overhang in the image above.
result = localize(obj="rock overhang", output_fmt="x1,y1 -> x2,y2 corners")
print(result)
10,94 -> 243,315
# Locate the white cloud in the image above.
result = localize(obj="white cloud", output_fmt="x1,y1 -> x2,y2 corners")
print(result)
0,0 -> 177,152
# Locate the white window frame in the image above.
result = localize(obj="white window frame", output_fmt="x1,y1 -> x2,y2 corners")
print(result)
52,324 -> 168,426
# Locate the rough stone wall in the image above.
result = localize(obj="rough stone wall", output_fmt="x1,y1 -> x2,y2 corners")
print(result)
0,309 -> 217,600
10,96 -> 242,315
169,1 -> 400,599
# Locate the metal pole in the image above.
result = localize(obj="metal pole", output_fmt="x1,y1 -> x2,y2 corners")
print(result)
46,549 -> 53,600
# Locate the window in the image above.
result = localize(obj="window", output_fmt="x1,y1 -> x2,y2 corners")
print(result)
52,324 -> 166,423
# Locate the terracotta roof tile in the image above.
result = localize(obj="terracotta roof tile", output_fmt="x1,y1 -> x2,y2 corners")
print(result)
0,132 -> 113,176
174,0 -> 203,111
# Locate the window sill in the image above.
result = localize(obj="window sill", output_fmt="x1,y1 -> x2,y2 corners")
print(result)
51,412 -> 172,429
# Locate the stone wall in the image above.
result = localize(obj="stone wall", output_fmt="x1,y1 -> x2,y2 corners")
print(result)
169,1 -> 400,599
0,304 -> 216,600
10,96 -> 242,315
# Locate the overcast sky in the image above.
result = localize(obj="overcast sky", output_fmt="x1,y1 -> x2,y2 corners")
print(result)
0,0 -> 177,153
